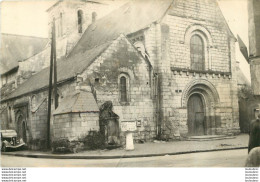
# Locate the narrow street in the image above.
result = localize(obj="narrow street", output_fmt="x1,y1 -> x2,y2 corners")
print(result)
1,149 -> 248,167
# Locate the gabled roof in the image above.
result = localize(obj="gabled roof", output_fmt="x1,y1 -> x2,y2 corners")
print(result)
3,0 -> 168,101
53,91 -> 99,115
3,42 -> 110,101
0,33 -> 48,75
68,0 -> 173,56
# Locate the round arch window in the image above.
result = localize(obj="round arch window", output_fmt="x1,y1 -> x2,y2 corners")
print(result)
190,35 -> 205,71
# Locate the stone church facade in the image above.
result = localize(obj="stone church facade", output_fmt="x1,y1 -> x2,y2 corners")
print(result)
0,0 -> 240,147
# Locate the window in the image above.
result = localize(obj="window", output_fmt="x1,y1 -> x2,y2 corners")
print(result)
8,106 -> 12,123
59,13 -> 63,36
31,95 -> 36,111
95,78 -> 99,83
77,10 -> 83,33
51,93 -> 60,105
118,73 -> 130,104
190,35 -> 205,71
120,76 -> 127,102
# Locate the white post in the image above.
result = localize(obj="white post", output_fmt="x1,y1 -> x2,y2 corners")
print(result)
125,132 -> 134,150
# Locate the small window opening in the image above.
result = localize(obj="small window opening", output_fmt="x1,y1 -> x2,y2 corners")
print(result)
120,76 -> 127,102
59,13 -> 63,36
8,106 -> 12,123
77,10 -> 83,33
95,78 -> 99,83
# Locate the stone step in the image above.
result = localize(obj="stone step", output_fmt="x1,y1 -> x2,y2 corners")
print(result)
187,135 -> 236,141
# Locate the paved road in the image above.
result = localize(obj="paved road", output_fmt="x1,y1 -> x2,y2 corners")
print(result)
1,149 -> 248,167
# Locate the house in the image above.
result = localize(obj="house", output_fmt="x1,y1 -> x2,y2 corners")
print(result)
0,0 -> 240,148
238,0 -> 260,133
0,33 -> 48,91
0,33 -> 48,131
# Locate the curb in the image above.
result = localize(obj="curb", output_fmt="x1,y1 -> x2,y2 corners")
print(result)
1,146 -> 248,160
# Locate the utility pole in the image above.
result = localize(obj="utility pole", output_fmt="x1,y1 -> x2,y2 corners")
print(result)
53,18 -> 58,109
46,20 -> 55,149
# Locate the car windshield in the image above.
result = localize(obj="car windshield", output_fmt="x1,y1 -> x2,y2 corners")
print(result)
2,137 -> 12,143
1,130 -> 17,138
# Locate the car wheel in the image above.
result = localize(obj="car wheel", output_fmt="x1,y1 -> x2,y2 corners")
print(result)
2,144 -> 7,152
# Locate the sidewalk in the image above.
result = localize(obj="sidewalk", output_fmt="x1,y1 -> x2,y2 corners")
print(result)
1,134 -> 249,159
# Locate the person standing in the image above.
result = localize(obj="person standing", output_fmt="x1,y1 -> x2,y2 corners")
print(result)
245,147 -> 260,167
248,113 -> 260,153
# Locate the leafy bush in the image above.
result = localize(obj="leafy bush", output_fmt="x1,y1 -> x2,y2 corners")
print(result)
81,131 -> 105,150
238,85 -> 254,100
51,138 -> 74,154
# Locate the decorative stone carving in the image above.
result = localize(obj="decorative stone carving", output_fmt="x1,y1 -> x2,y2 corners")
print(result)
99,101 -> 120,145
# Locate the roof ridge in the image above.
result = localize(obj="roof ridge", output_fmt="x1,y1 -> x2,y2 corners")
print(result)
69,0 -> 172,55
2,41 -> 111,102
1,33 -> 48,40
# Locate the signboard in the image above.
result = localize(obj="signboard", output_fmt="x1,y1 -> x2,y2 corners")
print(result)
121,120 -> 137,132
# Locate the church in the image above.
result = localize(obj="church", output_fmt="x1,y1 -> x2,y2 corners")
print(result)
0,0 -> 240,148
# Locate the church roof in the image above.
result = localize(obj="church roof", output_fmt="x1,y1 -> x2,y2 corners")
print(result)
53,91 -> 99,115
68,0 -> 173,56
3,42 -> 110,101
3,0 -> 173,101
0,33 -> 48,75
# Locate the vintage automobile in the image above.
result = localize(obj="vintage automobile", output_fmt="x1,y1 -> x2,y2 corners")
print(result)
0,130 -> 25,152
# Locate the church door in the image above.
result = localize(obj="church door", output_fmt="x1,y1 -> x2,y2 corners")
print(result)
22,122 -> 27,143
188,94 -> 205,135
17,115 -> 27,143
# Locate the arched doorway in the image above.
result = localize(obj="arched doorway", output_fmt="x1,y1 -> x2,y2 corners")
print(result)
182,80 -> 220,135
17,115 -> 27,143
187,93 -> 205,136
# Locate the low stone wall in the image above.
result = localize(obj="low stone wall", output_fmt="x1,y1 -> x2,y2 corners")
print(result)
53,112 -> 99,141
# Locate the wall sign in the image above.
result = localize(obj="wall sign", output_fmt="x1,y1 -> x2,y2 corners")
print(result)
121,120 -> 137,132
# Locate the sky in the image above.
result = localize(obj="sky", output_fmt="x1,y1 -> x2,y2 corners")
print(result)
0,0 -> 250,81
218,0 -> 250,82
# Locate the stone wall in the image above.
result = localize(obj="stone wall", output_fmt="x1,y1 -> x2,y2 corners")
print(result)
1,70 -> 17,88
163,0 -> 232,73
161,73 -> 240,136
79,35 -> 155,141
248,0 -> 260,57
139,0 -> 240,137
29,94 -> 48,140
0,107 -> 8,130
248,0 -> 260,95
157,0 -> 239,137
53,112 -> 99,140
1,80 -> 77,146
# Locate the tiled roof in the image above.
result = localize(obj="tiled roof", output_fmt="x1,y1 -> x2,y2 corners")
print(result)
68,0 -> 172,56
3,0 -> 172,100
53,91 -> 99,115
3,42 -> 110,101
0,33 -> 48,75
